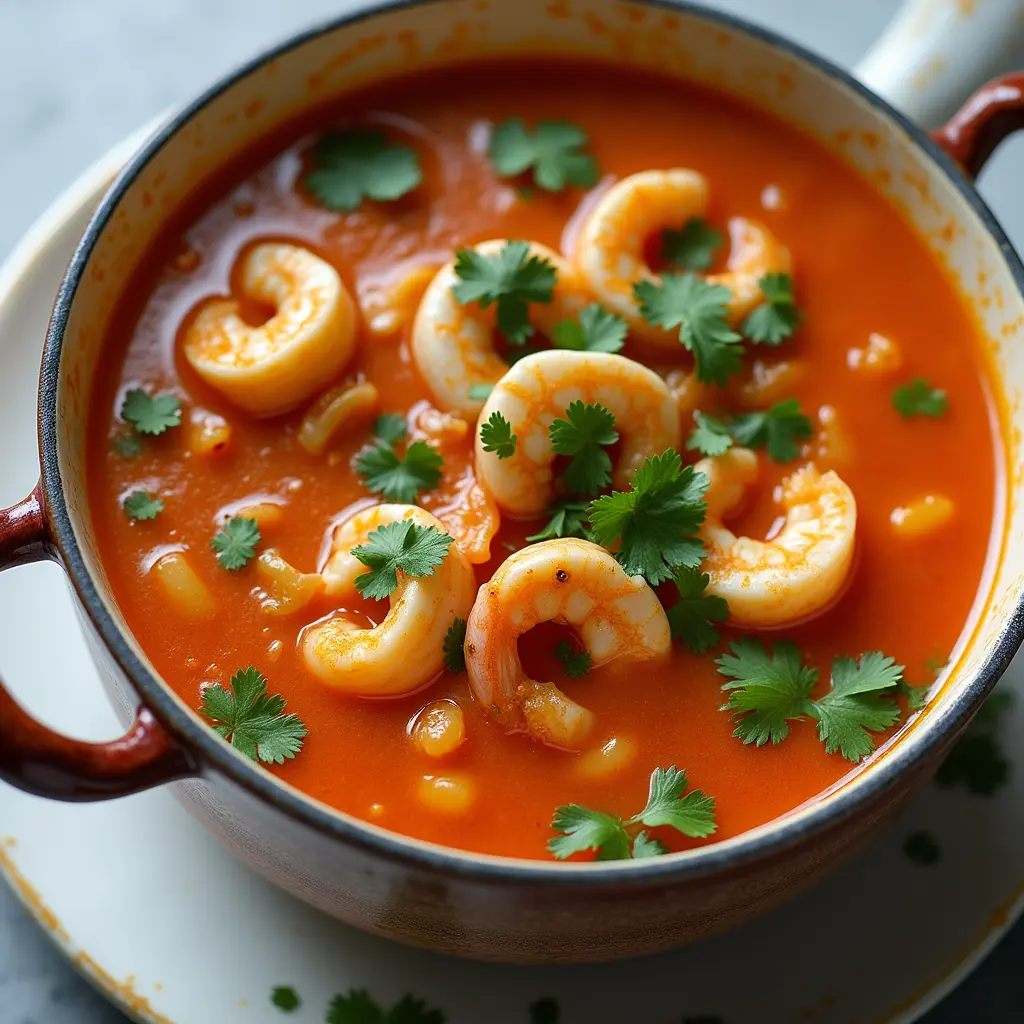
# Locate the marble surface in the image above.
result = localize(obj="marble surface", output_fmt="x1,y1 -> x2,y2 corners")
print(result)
0,1 -> 1023,1021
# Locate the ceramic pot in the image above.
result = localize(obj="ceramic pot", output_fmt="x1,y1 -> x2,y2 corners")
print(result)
1,0 -> 1023,963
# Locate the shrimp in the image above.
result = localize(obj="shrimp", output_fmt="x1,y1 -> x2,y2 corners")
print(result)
411,239 -> 593,417
184,242 -> 357,416
696,448 -> 857,628
465,539 -> 670,748
475,350 -> 680,517
575,169 -> 791,347
301,504 -> 476,697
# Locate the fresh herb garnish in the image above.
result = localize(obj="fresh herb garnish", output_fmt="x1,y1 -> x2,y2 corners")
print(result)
686,411 -> 734,457
488,118 -> 599,192
112,432 -> 144,459
742,273 -> 802,345
452,240 -> 556,346
526,500 -> 591,542
634,274 -> 743,385
554,639 -> 591,678
351,520 -> 453,600
120,388 -> 182,436
549,766 -> 716,860
355,438 -> 444,502
326,989 -> 444,1024
479,410 -> 517,459
305,130 -> 422,212
661,218 -> 723,271
372,412 -> 409,444
724,399 -> 813,463
588,449 -> 707,586
199,666 -> 307,764
665,568 -> 729,654
903,831 -> 941,866
443,618 -> 468,673
271,986 -> 301,1013
211,515 -> 261,570
892,378 -> 948,418
552,303 -> 628,353
549,401 -> 619,497
123,490 -> 164,521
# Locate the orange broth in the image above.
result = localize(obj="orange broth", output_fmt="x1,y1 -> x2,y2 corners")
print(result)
87,59 -> 1000,859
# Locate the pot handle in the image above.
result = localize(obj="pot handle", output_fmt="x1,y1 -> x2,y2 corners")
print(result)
0,487 -> 197,801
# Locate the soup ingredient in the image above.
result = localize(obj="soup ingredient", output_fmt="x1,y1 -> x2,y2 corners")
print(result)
183,243 -> 357,416
661,217 -> 723,271
526,500 -> 590,542
890,494 -> 955,538
549,765 -> 716,860
355,438 -> 444,502
465,538 -> 670,748
255,551 -> 325,616
187,409 -> 233,457
479,410 -> 517,459
698,449 -> 856,627
442,618 -> 468,672
690,399 -> 813,463
554,639 -> 591,678
733,358 -> 808,408
664,567 -> 729,654
634,274 -> 743,385
903,831 -> 941,866
326,989 -> 444,1024
687,412 -> 733,457
588,448 -> 707,586
112,432 -> 144,458
488,118 -> 598,192
123,490 -> 163,521
741,272 -> 802,345
270,985 -> 300,1012
410,701 -> 467,758
718,640 -> 904,762
199,665 -> 307,764
892,377 -> 948,418
120,388 -> 182,435
574,736 -> 637,780
418,773 -> 475,814
552,303 -> 627,354
412,240 -> 591,416
847,332 -> 902,376
305,130 -> 422,212
475,350 -> 679,516
304,505 -> 474,696
211,515 -> 261,571
298,381 -> 380,455
149,551 -> 216,619
549,401 -> 618,497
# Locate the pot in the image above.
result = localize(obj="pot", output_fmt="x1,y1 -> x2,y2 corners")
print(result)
1,0 -> 1023,964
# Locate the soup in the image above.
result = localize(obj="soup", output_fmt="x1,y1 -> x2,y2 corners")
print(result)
87,59 -> 1001,861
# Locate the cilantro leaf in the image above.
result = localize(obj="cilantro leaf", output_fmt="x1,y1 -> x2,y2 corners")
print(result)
120,388 -> 182,435
892,378 -> 948,418
452,241 -> 556,346
554,639 -> 591,678
271,986 -> 300,1012
355,439 -> 444,502
211,516 -> 261,570
443,618 -> 467,673
810,652 -> 904,762
628,766 -> 717,839
548,804 -> 631,861
306,130 -> 422,212
352,520 -> 453,600
526,500 -> 591,542
479,410 -> 517,459
467,383 -> 494,402
552,303 -> 627,353
112,432 -> 143,459
665,568 -> 729,653
898,680 -> 929,712
326,989 -> 444,1024
372,412 -> 408,444
729,398 -> 813,463
549,401 -> 618,497
742,273 -> 802,345
631,831 -> 669,859
588,449 -> 707,585
123,490 -> 163,521
661,218 -> 723,271
634,274 -> 743,386
199,666 -> 307,764
686,412 -> 734,457
488,118 -> 599,192
716,637 -> 818,747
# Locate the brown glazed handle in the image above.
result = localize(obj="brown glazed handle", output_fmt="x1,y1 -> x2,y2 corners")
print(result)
0,486 -> 197,801
932,72 -> 1024,179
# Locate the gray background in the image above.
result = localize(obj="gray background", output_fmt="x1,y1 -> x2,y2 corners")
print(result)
0,1 -> 1023,1021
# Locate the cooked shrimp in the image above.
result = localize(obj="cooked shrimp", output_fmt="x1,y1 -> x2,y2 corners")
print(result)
301,504 -> 476,697
411,239 -> 593,417
575,169 -> 791,347
184,242 -> 357,416
696,448 -> 857,628
465,539 -> 670,748
475,350 -> 679,517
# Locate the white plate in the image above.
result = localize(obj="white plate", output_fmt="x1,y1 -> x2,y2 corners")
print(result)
1,132 -> 1023,1024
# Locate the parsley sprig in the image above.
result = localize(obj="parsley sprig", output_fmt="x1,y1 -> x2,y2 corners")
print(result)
306,130 -> 422,212
356,416 -> 444,502
662,218 -> 723,271
326,989 -> 444,1024
123,490 -> 163,521
212,516 -> 261,570
554,639 -> 591,678
200,666 -> 307,764
351,520 -> 453,600
552,303 -> 627,353
488,118 -> 599,192
549,766 -> 716,860
892,378 -> 948,418
120,388 -> 181,435
452,241 -> 556,346
742,273 -> 802,345
665,568 -> 729,654
526,500 -> 591,542
443,618 -> 468,673
479,410 -> 517,458
688,399 -> 813,463
550,401 -> 619,497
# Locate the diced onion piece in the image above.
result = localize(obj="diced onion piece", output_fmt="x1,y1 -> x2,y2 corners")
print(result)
814,404 -> 851,465
415,405 -> 469,444
188,410 -> 233,457
574,736 -> 638,781
410,701 -> 466,758
232,501 -> 285,532
733,359 -> 808,409
298,381 -> 380,455
890,495 -> 954,538
255,550 -> 325,616
362,264 -> 439,339
417,774 -> 476,814
151,552 -> 216,619
847,332 -> 903,376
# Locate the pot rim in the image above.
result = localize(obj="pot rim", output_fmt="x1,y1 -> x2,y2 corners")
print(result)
38,0 -> 1024,886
